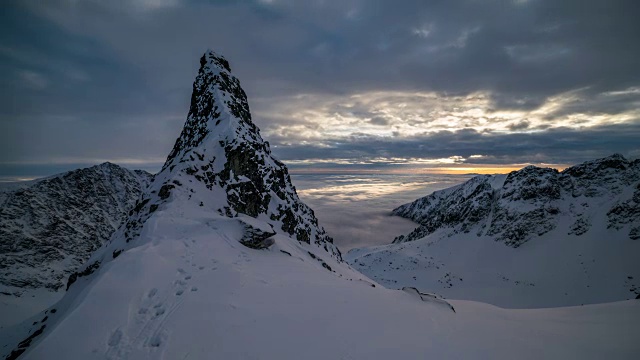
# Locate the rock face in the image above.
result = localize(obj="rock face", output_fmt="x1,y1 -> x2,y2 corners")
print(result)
0,163 -> 152,295
393,154 -> 640,247
111,50 -> 340,261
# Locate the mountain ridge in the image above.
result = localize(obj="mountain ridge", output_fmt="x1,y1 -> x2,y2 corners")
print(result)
392,154 -> 640,246
0,162 -> 152,327
0,162 -> 152,295
347,154 -> 640,308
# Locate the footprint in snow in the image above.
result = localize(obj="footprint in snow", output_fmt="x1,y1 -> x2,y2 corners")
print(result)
184,275 -> 192,280
148,288 -> 158,298
107,329 -> 122,347
147,331 -> 166,348
191,287 -> 198,292
175,289 -> 184,296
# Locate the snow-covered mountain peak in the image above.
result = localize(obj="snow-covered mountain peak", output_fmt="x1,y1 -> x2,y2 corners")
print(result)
81,50 -> 341,269
163,50 -> 257,170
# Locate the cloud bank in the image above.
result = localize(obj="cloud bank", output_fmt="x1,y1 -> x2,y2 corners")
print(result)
1,0 -> 638,174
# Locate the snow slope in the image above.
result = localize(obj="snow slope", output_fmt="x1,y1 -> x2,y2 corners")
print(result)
2,202 -> 638,360
1,51 -> 638,359
347,156 -> 640,308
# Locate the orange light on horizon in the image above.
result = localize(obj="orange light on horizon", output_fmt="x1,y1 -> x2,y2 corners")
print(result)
289,163 -> 569,176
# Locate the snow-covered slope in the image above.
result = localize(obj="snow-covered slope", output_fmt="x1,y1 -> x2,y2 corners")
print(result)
0,163 -> 151,325
2,51 -> 638,359
3,202 -> 638,360
347,155 -> 640,308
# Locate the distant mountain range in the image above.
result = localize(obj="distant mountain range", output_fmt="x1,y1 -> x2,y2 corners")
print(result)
347,154 -> 640,307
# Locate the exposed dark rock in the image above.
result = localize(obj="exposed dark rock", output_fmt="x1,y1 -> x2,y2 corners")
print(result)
238,220 -> 276,249
393,155 -> 640,247
65,261 -> 100,291
6,324 -> 46,360
568,217 -> 591,236
401,287 -> 456,313
158,184 -> 174,200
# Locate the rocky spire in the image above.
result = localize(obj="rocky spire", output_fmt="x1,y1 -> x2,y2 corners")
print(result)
123,50 -> 341,259
163,50 -> 257,169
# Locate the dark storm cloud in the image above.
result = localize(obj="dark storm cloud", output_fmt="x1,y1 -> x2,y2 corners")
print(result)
0,0 -> 639,173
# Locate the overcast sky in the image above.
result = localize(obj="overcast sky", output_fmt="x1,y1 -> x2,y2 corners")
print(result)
1,0 -> 639,177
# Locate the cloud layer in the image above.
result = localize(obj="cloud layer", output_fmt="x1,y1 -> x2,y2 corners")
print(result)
292,173 -> 472,250
1,0 -> 639,173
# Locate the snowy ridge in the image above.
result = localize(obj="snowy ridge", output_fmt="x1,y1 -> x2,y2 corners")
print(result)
347,155 -> 640,308
392,154 -> 640,246
0,163 -> 151,296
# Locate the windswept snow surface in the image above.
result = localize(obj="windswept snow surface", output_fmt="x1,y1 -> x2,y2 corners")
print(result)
2,201 -> 638,360
346,227 -> 640,308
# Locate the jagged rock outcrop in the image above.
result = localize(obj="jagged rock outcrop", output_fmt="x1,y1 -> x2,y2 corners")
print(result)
237,217 -> 277,249
0,163 -> 151,295
393,154 -> 640,247
110,50 -> 340,261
